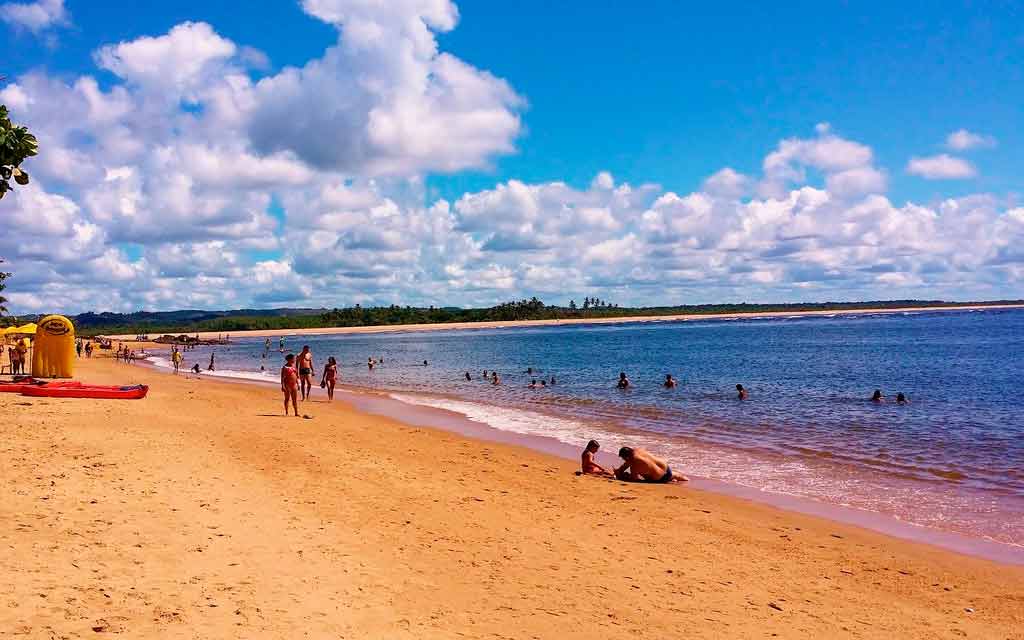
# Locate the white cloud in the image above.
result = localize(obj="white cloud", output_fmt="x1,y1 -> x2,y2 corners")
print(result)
94,22 -> 237,96
946,129 -> 996,151
0,5 -> 1021,313
246,0 -> 522,175
703,168 -> 749,199
907,154 -> 977,179
0,0 -> 67,33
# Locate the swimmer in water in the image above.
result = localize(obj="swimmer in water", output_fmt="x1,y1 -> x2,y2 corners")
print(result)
896,392 -> 908,404
529,379 -> 537,388
465,371 -> 471,381
736,384 -> 748,399
664,374 -> 677,388
872,389 -> 884,403
617,372 -> 630,389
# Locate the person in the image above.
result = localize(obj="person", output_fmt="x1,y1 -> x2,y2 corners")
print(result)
191,363 -> 201,374
529,379 -> 537,388
541,379 -> 547,387
896,392 -> 908,404
527,367 -> 533,374
368,357 -> 375,370
279,337 -> 285,352
664,374 -> 677,388
172,349 -> 182,373
76,340 -> 83,358
482,370 -> 488,378
871,389 -> 884,403
614,447 -> 688,483
297,346 -> 315,400
550,376 -> 556,386
322,356 -> 338,401
736,384 -> 748,400
281,354 -> 300,416
423,360 -> 429,366
617,372 -> 630,389
208,352 -> 216,371
15,339 -> 29,372
465,371 -> 472,381
492,372 -> 501,385
85,341 -> 93,358
581,440 -> 612,476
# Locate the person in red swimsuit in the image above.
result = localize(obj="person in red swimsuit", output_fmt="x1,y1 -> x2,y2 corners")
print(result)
321,356 -> 338,401
281,354 -> 300,417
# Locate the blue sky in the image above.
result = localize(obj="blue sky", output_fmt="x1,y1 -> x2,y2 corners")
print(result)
2,1 -> 1022,312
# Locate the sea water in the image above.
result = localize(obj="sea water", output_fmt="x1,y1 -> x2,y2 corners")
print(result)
152,308 -> 1024,548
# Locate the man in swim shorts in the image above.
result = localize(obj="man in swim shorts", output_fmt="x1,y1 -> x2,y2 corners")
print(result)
298,345 -> 315,401
614,447 -> 688,483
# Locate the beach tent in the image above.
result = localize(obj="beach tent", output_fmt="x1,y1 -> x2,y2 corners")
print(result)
2,323 -> 37,336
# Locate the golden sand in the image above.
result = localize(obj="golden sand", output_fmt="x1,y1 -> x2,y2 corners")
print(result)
2,357 -> 1022,638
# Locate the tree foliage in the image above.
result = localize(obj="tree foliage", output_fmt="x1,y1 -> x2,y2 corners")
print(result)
0,259 -> 9,315
0,104 -> 38,199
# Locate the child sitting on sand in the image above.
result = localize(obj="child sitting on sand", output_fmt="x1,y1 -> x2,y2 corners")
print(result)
580,440 -> 613,476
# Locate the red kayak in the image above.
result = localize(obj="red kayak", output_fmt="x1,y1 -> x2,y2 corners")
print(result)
21,384 -> 148,400
0,379 -> 83,393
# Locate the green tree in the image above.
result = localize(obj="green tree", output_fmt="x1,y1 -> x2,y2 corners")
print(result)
0,259 -> 9,315
0,104 -> 38,200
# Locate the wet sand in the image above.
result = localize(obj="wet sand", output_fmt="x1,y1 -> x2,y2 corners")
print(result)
105,303 -> 1024,341
2,357 -> 1022,638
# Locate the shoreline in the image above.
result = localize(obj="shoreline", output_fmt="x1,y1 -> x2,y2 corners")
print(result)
106,302 -> 1024,340
139,352 -> 1024,565
4,356 -> 1023,637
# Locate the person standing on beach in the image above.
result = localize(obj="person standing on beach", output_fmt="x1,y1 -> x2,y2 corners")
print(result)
321,356 -> 338,401
298,345 -> 315,400
76,340 -> 82,358
208,352 -> 216,371
281,354 -> 300,416
172,349 -> 182,373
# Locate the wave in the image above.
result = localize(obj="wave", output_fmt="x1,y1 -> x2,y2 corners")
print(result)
145,356 -> 277,383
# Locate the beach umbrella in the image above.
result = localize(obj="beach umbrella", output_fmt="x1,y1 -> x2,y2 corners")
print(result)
2,323 -> 37,335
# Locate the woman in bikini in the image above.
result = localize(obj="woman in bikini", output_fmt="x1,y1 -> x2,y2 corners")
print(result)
321,356 -> 339,401
281,354 -> 300,416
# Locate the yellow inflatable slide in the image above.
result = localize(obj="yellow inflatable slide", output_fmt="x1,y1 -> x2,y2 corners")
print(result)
31,315 -> 75,378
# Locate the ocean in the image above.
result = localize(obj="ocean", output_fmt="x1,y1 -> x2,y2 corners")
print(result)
149,308 -> 1024,549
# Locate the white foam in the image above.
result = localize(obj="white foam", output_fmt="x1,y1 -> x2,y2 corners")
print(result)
144,356 -> 276,383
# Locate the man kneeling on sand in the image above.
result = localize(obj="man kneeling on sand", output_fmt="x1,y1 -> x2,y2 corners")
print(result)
614,447 -> 688,483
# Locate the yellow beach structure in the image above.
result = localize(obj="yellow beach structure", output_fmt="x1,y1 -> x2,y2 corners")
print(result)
30,315 -> 75,378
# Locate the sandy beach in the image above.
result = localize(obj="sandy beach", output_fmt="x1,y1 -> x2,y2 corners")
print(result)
2,356 -> 1023,639
105,303 -> 1024,341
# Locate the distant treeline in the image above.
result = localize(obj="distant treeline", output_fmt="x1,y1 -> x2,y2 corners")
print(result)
5,298 -> 1017,337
